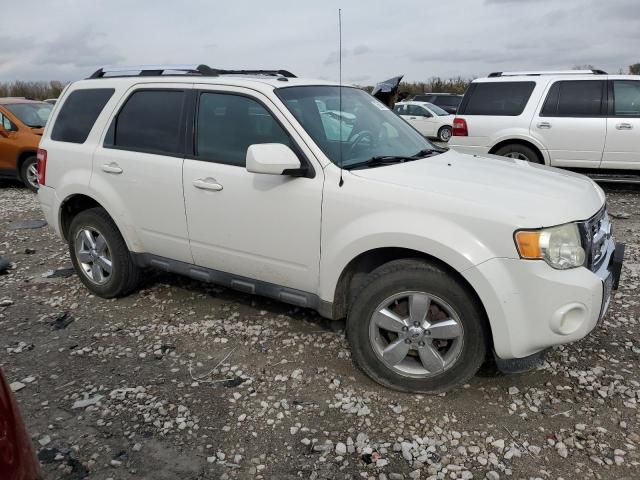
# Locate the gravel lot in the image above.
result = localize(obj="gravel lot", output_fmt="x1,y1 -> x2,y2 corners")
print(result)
1,179 -> 639,480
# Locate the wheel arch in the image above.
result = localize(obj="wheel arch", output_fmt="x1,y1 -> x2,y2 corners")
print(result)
58,193 -> 136,251
489,138 -> 545,164
330,247 -> 490,329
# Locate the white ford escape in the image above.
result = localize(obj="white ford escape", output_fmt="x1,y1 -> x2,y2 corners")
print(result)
37,65 -> 625,393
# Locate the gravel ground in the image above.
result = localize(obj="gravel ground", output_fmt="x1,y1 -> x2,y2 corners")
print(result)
1,179 -> 640,480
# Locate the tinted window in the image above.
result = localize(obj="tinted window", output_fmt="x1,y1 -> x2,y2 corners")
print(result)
435,96 -> 461,107
52,89 -> 113,143
613,80 -> 640,116
196,93 -> 292,166
408,105 -> 430,117
556,81 -> 603,116
462,82 -> 535,116
112,90 -> 185,155
393,104 -> 406,115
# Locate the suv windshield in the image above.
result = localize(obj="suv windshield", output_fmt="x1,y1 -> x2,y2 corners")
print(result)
5,102 -> 53,128
276,86 -> 437,168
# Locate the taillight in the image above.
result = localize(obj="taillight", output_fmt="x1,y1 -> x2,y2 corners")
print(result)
452,118 -> 468,136
36,149 -> 47,186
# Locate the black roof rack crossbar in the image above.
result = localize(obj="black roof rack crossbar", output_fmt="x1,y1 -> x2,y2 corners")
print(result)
87,65 -> 296,79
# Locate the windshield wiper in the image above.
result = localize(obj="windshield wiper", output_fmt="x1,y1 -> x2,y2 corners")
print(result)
344,148 -> 442,170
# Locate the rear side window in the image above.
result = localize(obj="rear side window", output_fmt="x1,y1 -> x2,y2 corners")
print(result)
109,90 -> 185,156
51,89 -> 114,143
461,82 -> 535,116
541,80 -> 604,117
435,96 -> 461,107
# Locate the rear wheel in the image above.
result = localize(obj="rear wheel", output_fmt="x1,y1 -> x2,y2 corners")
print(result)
437,126 -> 452,142
346,259 -> 488,393
20,156 -> 38,192
494,144 -> 541,164
68,208 -> 140,298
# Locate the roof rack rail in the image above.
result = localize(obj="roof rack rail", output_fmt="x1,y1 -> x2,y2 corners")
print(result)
87,65 -> 297,79
488,69 -> 607,77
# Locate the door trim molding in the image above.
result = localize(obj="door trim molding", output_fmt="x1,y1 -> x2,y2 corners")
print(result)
132,253 -> 334,319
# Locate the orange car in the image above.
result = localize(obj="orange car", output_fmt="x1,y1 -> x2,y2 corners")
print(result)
0,98 -> 53,191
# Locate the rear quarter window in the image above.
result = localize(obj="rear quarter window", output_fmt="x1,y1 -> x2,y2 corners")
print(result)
51,89 -> 114,143
460,81 -> 535,116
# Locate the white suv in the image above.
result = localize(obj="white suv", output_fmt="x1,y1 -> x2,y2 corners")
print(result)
37,65 -> 624,393
450,70 -> 640,174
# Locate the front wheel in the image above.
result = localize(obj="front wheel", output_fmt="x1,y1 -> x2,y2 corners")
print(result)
20,156 -> 39,192
437,126 -> 452,142
346,259 -> 488,393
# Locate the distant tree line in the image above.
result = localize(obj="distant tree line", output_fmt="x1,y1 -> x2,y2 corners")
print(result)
2,63 -> 639,100
0,80 -> 66,100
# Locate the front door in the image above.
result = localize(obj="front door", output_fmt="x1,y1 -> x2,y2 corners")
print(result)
405,104 -> 436,137
530,80 -> 606,168
182,86 -> 323,293
602,79 -> 640,169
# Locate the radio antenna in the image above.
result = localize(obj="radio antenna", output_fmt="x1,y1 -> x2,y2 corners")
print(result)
338,8 -> 344,187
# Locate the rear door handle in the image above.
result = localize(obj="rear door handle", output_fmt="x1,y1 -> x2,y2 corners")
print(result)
102,163 -> 123,174
193,177 -> 223,191
536,122 -> 552,129
616,123 -> 633,130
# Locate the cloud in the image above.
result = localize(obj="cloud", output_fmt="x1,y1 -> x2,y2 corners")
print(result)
323,49 -> 348,65
352,45 -> 370,56
35,28 -> 123,68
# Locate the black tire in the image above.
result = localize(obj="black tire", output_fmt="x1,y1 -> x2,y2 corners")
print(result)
68,208 -> 140,298
20,156 -> 38,192
346,259 -> 488,393
437,126 -> 452,142
494,144 -> 542,164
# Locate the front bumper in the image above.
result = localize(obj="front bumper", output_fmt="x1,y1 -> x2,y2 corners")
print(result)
462,236 -> 623,360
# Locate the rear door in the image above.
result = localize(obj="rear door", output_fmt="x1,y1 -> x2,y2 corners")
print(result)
0,108 -> 20,173
403,104 -> 435,136
601,79 -> 640,169
91,84 -> 193,263
530,80 -> 606,168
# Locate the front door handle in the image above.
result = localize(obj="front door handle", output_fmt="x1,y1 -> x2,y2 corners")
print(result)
193,177 -> 223,191
102,163 -> 123,174
536,122 -> 552,129
616,123 -> 633,130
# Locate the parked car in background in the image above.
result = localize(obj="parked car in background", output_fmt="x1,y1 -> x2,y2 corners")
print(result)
0,98 -> 53,190
394,101 -> 454,141
411,93 -> 463,114
450,70 -> 640,179
0,368 -> 42,480
37,64 -> 623,393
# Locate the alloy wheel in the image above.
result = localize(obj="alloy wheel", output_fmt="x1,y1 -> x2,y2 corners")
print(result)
368,291 -> 464,378
74,228 -> 112,285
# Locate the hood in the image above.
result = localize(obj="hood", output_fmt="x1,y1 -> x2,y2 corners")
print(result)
351,150 -> 605,227
31,127 -> 44,136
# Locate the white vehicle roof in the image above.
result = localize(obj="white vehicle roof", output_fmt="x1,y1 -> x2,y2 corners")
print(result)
474,69 -> 640,83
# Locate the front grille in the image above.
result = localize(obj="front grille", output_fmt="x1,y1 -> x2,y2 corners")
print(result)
581,206 -> 611,272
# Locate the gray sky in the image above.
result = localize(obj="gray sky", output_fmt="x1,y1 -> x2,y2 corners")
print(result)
1,0 -> 638,84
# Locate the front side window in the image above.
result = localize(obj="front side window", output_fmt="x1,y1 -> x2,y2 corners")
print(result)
276,86 -> 436,168
613,80 -> 640,116
5,102 -> 53,128
196,92 -> 293,166
111,90 -> 185,155
461,81 -> 535,116
424,102 -> 450,116
52,89 -> 114,143
393,104 -> 407,115
541,80 -> 604,117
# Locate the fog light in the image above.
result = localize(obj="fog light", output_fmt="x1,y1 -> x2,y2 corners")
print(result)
550,303 -> 587,335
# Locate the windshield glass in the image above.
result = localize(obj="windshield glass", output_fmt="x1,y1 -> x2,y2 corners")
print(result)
5,102 -> 53,128
424,102 -> 449,116
276,86 -> 436,168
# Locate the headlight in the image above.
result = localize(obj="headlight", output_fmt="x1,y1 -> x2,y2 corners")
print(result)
514,223 -> 585,270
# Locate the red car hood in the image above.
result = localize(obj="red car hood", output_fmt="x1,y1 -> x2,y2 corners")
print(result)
0,369 -> 41,480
